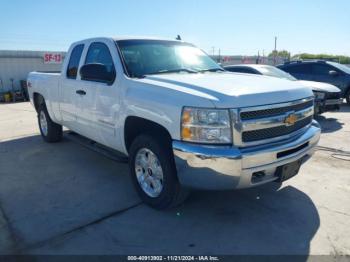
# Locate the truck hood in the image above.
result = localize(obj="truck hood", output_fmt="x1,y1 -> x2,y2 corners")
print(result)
140,72 -> 313,108
297,80 -> 341,93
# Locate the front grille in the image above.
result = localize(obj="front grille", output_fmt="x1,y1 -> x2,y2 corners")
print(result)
242,116 -> 313,142
240,100 -> 313,120
326,92 -> 341,99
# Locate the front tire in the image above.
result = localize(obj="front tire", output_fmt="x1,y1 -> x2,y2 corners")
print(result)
314,104 -> 321,115
38,104 -> 63,143
128,135 -> 188,209
346,89 -> 350,105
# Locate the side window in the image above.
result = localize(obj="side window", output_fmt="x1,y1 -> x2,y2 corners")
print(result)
312,64 -> 333,75
66,44 -> 84,79
85,42 -> 115,74
284,64 -> 312,74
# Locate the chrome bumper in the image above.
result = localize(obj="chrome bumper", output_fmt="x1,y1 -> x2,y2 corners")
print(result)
173,121 -> 321,190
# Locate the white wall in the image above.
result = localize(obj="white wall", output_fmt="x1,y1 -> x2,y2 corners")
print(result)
0,51 -> 65,92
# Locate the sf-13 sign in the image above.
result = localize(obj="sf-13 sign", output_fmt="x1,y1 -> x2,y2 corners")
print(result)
43,53 -> 63,64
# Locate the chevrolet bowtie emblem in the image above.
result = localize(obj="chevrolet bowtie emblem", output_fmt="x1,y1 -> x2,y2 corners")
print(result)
284,113 -> 298,126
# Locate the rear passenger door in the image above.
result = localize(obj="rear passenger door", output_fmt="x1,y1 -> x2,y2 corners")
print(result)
282,64 -> 313,81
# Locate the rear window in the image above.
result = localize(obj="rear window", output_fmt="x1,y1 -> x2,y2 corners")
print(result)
66,44 -> 84,79
258,66 -> 296,80
328,61 -> 350,74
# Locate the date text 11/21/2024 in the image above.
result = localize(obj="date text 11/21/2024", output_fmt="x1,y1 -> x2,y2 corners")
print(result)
127,255 -> 219,261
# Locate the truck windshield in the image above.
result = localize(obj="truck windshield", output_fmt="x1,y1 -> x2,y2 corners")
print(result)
116,40 -> 222,78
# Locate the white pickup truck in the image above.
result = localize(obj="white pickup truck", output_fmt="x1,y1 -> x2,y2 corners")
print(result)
27,37 -> 321,209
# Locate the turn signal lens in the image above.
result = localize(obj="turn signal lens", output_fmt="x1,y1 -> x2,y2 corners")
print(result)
181,127 -> 192,139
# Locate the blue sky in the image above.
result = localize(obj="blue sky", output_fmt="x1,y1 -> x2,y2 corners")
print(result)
1,0 -> 349,56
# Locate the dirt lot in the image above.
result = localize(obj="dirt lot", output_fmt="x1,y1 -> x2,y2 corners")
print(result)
0,102 -> 349,256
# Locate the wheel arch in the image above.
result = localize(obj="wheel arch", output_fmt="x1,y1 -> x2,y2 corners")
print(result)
124,116 -> 173,153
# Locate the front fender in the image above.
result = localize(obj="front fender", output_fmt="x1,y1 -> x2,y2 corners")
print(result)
118,80 -> 214,154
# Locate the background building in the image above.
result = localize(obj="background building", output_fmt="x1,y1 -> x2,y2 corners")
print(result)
210,55 -> 286,66
0,50 -> 66,93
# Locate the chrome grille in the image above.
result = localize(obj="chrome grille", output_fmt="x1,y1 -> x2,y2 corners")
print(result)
240,100 -> 313,120
242,116 -> 313,142
231,98 -> 314,147
326,92 -> 341,100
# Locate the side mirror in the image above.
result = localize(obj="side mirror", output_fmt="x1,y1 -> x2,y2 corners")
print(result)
80,63 -> 115,84
329,70 -> 339,77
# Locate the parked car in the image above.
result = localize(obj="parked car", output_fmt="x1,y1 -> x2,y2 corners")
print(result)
27,37 -> 320,209
277,60 -> 350,105
224,64 -> 342,114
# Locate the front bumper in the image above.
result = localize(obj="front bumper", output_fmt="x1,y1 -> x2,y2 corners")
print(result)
315,97 -> 343,114
324,98 -> 343,106
173,121 -> 321,190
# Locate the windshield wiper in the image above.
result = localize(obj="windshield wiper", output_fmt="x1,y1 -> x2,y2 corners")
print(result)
198,68 -> 225,73
146,68 -> 199,75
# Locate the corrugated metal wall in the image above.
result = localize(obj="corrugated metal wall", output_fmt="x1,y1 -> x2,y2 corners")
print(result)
0,50 -> 66,92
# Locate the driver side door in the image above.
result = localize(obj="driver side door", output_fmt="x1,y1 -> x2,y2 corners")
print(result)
77,41 -> 119,146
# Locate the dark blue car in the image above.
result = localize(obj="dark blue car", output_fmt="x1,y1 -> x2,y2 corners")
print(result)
277,60 -> 350,105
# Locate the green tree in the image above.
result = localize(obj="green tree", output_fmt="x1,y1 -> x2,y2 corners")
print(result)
292,53 -> 350,64
268,50 -> 291,60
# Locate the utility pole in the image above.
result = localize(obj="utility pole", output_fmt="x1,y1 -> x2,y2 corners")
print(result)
263,49 -> 265,64
274,36 -> 277,52
273,36 -> 277,65
218,48 -> 221,63
211,46 -> 215,56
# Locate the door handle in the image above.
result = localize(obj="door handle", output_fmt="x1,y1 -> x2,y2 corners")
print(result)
76,90 -> 86,95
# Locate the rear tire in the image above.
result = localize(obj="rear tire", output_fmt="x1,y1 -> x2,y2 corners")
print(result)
128,135 -> 189,209
38,103 -> 63,143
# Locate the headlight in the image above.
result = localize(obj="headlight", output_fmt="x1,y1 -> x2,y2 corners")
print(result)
313,91 -> 325,100
181,107 -> 232,144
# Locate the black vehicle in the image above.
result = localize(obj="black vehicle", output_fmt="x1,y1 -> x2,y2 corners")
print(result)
277,60 -> 350,104
224,64 -> 342,114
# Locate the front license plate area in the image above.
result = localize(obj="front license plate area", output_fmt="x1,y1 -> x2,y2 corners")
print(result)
275,159 -> 302,182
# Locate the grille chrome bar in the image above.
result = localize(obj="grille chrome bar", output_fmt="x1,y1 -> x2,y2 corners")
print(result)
241,106 -> 313,131
231,97 -> 314,147
242,116 -> 313,142
240,98 -> 314,120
